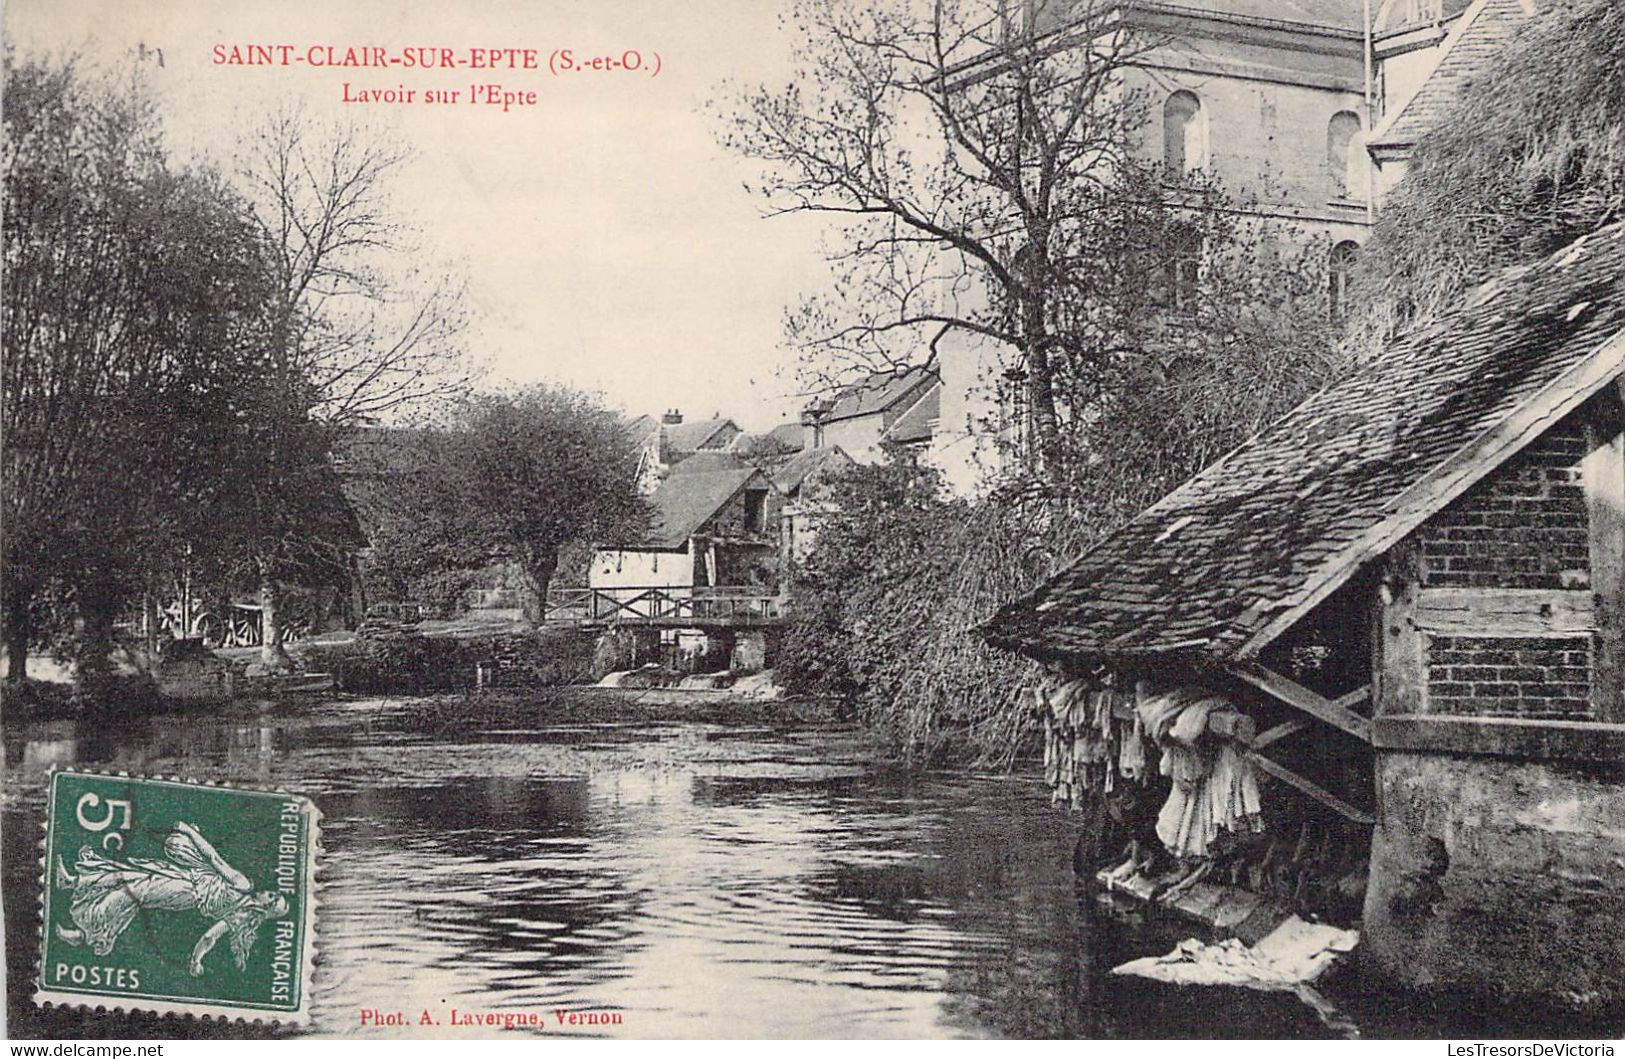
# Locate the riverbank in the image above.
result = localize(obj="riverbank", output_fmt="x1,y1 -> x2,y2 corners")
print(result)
391,684 -> 842,730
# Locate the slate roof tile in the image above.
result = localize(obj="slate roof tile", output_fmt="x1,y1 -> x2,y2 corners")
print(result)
984,222 -> 1625,664
1369,0 -> 1532,150
636,465 -> 767,549
821,365 -> 938,424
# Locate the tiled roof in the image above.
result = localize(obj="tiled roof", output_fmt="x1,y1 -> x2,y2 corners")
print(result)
884,381 -> 941,445
624,414 -> 658,442
1368,0 -> 1532,151
821,365 -> 939,424
985,223 -> 1625,665
668,450 -> 748,476
665,417 -> 738,452
729,423 -> 804,459
637,463 -> 768,549
768,422 -> 805,449
772,446 -> 855,495
624,414 -> 739,453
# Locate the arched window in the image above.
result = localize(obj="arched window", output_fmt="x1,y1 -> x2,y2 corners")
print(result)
1329,240 -> 1359,321
1163,91 -> 1204,176
1327,111 -> 1364,199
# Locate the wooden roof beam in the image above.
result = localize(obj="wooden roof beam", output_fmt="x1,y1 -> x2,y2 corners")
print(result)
1228,662 -> 1373,743
1247,749 -> 1376,825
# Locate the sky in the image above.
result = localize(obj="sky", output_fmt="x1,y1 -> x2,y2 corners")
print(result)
3,0 -> 832,430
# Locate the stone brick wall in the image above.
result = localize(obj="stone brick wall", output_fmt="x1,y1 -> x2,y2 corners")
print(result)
1365,752 -> 1625,1010
1419,420 -> 1591,590
1118,43 -> 1370,247
1414,413 -> 1595,719
1426,635 -> 1593,719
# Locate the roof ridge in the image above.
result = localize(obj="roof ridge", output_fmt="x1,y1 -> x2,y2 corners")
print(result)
985,221 -> 1625,664
1368,0 -> 1532,149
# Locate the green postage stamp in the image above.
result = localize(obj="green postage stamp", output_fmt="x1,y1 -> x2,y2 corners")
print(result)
35,770 -> 319,1023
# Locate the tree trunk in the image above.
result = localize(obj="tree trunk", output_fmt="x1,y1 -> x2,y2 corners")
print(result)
3,580 -> 32,683
348,554 -> 368,629
257,559 -> 294,672
74,574 -> 119,703
521,552 -> 558,626
1025,341 -> 1060,471
141,585 -> 160,672
1019,242 -> 1062,474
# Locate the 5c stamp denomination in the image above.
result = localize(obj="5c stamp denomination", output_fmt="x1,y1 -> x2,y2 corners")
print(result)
36,771 -> 319,1023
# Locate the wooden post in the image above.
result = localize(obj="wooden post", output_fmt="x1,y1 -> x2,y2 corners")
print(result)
1583,389 -> 1624,722
1228,661 -> 1372,742
1374,539 -> 1425,717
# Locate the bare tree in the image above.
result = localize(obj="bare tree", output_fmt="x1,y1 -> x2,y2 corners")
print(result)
717,0 -> 1350,495
716,0 -> 1165,469
230,107 -> 473,669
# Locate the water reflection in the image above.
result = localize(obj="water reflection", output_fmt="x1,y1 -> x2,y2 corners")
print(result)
5,696 -> 1609,1039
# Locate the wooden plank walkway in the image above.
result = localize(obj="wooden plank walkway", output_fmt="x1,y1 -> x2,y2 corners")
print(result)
542,586 -> 784,627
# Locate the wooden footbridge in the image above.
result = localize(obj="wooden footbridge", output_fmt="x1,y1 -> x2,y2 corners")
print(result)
538,586 -> 785,628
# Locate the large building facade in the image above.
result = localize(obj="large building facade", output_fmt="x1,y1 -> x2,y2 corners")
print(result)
923,0 -> 1530,497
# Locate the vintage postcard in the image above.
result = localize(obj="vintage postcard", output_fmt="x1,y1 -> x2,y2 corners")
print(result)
2,0 -> 1622,1047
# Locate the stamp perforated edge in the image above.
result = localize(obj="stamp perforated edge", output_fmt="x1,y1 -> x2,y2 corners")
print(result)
31,766 -> 322,1027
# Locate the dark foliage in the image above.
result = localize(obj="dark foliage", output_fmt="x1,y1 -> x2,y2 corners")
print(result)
303,629 -> 596,693
2,52 -> 281,689
1353,0 -> 1625,343
361,386 -> 648,621
779,456 -> 1096,765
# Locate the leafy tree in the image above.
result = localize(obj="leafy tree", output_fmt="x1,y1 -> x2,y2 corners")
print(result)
716,0 -> 1160,470
781,454 -> 1096,764
2,53 -> 276,690
375,386 -> 648,623
724,0 -> 1350,762
1057,229 -> 1347,522
1353,0 -> 1625,342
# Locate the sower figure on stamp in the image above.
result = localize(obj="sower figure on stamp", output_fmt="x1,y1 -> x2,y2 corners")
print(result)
55,821 -> 289,976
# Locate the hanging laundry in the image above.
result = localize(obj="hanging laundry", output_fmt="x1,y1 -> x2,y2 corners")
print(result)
1136,683 -> 1265,859
1118,711 -> 1147,782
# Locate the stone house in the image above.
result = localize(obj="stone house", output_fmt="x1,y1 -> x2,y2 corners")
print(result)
772,445 -> 857,568
984,223 -> 1624,1009
625,409 -> 742,495
801,365 -> 941,464
590,452 -> 780,596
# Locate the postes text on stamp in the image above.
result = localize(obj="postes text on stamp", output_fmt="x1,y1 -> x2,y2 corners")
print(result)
36,770 -> 318,1023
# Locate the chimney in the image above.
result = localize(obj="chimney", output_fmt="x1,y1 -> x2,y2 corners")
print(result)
662,408 -> 683,425
799,400 -> 829,451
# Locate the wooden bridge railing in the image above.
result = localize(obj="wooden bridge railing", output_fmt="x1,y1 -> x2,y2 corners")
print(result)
541,586 -> 783,625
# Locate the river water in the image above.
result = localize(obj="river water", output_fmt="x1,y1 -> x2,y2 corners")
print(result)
0,693 -> 1599,1039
